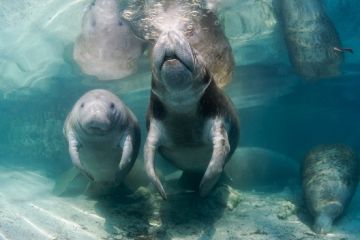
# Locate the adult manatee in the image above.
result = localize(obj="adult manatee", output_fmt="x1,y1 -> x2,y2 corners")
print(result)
144,30 -> 239,199
74,0 -> 145,80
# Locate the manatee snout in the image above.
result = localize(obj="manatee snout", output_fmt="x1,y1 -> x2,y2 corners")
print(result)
80,103 -> 114,133
152,31 -> 196,90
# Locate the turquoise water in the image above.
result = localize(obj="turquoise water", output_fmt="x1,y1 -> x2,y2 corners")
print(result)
0,0 -> 360,239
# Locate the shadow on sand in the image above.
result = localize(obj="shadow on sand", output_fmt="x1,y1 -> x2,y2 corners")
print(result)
93,179 -> 232,240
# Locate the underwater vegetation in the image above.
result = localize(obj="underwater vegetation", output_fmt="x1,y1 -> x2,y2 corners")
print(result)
0,0 -> 360,239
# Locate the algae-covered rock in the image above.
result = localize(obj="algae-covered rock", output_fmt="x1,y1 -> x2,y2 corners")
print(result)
277,201 -> 297,220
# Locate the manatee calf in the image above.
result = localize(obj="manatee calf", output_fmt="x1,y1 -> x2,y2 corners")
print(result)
279,0 -> 343,79
144,30 -> 240,199
302,144 -> 359,234
73,0 -> 145,80
63,89 -> 140,193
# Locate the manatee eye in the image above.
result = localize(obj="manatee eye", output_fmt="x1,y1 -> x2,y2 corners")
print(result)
185,25 -> 194,37
118,20 -> 123,26
80,103 -> 85,108
110,102 -> 115,109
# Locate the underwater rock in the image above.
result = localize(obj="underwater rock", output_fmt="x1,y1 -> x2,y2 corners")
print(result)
277,200 -> 297,220
224,147 -> 299,191
64,89 -> 141,194
123,0 -> 234,88
210,184 -> 242,210
144,30 -> 239,199
73,0 -> 145,81
302,144 -> 359,234
279,0 -> 344,79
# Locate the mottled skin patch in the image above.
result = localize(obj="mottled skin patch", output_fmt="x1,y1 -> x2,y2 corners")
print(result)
302,144 -> 359,234
279,0 -> 343,79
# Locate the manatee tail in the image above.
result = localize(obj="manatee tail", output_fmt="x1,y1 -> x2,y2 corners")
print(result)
313,214 -> 333,234
313,202 -> 342,234
53,167 -> 81,196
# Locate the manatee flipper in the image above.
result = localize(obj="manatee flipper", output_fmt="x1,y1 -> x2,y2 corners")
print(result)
116,133 -> 137,183
144,121 -> 167,200
313,214 -> 332,234
68,131 -> 94,181
53,167 -> 81,196
199,119 -> 230,197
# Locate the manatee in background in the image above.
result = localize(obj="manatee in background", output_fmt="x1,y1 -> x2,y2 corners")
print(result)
144,30 -> 239,199
123,0 -> 234,88
224,147 -> 299,191
302,144 -> 359,234
279,0 -> 344,79
73,0 -> 145,81
62,89 -> 140,195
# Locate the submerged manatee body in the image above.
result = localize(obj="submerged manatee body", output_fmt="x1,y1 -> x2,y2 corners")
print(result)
74,0 -> 145,81
64,89 -> 140,191
279,0 -> 343,79
123,0 -> 234,88
225,147 -> 299,191
302,144 -> 359,234
144,30 -> 239,199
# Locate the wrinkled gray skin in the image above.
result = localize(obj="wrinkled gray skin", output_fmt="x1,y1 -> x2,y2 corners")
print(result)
302,144 -> 359,234
144,31 -> 239,199
64,89 -> 140,187
73,0 -> 145,80
279,0 -> 343,79
123,0 -> 234,87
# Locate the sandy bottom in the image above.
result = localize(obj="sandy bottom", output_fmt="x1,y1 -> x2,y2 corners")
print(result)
0,165 -> 359,240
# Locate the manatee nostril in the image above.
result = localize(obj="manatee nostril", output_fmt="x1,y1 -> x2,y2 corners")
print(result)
164,49 -> 176,61
86,119 -> 111,132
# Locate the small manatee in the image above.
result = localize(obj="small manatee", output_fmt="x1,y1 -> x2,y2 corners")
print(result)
63,89 -> 141,195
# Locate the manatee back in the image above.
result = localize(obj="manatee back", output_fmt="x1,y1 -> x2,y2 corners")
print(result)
73,0 -> 145,80
279,0 -> 343,79
302,144 -> 359,217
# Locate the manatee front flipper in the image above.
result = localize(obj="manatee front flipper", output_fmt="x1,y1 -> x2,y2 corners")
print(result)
68,131 -> 94,181
53,167 -> 81,196
144,121 -> 167,200
115,130 -> 139,183
199,118 -> 230,197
